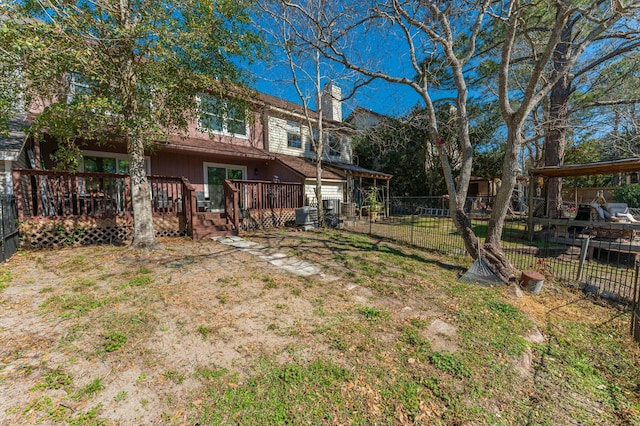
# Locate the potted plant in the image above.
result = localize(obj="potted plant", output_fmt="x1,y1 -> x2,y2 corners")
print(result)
368,187 -> 382,221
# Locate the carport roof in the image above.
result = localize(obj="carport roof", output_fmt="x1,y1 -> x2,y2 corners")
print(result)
324,161 -> 392,180
530,158 -> 640,178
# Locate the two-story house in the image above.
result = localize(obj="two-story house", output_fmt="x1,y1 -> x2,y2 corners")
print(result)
4,80 -> 380,245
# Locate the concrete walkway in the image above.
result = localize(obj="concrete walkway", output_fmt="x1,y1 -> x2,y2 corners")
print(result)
212,235 -> 337,281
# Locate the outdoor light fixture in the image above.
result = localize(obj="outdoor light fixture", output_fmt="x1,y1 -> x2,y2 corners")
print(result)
254,168 -> 259,176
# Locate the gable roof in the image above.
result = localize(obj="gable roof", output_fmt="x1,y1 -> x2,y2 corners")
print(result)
255,92 -> 348,129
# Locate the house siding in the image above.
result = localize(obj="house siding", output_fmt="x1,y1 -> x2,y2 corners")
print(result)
305,181 -> 343,204
38,139 -> 305,192
267,115 -> 352,164
268,116 -> 310,157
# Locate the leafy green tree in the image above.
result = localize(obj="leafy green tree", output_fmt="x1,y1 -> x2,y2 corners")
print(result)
355,101 -> 502,197
1,0 -> 263,248
354,114 -> 437,196
615,184 -> 640,208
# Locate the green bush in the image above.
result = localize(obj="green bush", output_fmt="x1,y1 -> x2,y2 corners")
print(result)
614,184 -> 640,208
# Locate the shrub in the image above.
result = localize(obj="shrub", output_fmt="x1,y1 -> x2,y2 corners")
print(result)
614,184 -> 640,208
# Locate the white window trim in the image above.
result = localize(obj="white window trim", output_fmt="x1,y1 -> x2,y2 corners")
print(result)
196,94 -> 250,139
79,150 -> 150,175
202,162 -> 247,199
67,73 -> 94,104
286,120 -> 302,149
2,160 -> 12,195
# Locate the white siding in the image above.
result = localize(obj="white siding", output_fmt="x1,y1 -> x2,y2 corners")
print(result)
268,116 -> 312,156
304,180 -> 343,204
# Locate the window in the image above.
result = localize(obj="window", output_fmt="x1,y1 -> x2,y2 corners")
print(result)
198,94 -> 248,137
78,151 -> 149,199
287,121 -> 302,149
67,73 -> 94,103
327,133 -> 342,156
80,151 -> 150,174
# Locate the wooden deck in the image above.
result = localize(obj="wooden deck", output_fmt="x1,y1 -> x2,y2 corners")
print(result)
539,219 -> 640,264
12,169 -> 306,245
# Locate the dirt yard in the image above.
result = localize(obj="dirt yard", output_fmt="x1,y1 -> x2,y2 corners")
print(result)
0,229 -> 638,425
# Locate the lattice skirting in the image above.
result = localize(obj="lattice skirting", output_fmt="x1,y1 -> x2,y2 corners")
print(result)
240,209 -> 296,231
19,215 -> 186,248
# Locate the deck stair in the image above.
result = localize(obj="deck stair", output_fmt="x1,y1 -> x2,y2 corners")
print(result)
192,212 -> 238,240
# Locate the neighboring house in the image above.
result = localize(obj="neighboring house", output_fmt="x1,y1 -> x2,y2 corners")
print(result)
8,78 -> 388,245
0,112 -> 29,194
346,106 -> 386,131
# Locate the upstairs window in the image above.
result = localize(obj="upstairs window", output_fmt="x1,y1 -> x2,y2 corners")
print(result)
327,133 -> 342,156
198,94 -> 248,137
287,120 -> 302,149
309,128 -> 319,153
67,73 -> 94,103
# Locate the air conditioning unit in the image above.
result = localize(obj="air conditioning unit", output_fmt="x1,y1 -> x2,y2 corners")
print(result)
295,206 -> 318,230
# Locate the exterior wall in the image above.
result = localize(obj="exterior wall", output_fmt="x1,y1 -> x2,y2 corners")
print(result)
349,112 -> 382,130
267,115 -> 352,164
185,109 -> 265,149
267,115 -> 309,157
0,162 -> 7,195
38,138 -> 303,192
304,180 -> 343,204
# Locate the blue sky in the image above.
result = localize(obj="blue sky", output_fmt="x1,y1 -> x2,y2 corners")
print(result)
244,9 -> 430,120
249,67 -> 425,119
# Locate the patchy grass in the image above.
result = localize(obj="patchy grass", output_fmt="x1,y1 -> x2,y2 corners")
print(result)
102,332 -> 128,353
1,231 -> 639,425
0,268 -> 11,292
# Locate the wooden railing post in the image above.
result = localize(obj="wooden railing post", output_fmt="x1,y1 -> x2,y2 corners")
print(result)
12,170 -> 23,220
180,177 -> 196,237
223,179 -> 241,232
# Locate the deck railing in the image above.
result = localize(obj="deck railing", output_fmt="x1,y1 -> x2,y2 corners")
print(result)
12,169 -> 187,219
231,180 -> 304,213
224,179 -> 240,231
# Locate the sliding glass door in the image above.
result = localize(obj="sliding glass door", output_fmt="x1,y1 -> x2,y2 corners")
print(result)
204,163 -> 245,212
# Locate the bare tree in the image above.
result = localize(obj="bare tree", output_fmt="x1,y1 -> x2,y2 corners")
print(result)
272,0 -> 639,281
276,0 -> 496,274
259,0 -> 367,222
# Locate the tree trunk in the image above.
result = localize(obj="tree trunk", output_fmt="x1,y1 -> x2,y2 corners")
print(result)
316,158 -> 323,223
483,121 -> 524,282
545,19 -> 573,218
129,135 -> 158,249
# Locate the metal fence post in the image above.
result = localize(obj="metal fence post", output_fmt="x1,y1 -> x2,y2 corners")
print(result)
0,197 -> 5,262
576,237 -> 590,283
631,262 -> 639,336
410,212 -> 414,246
